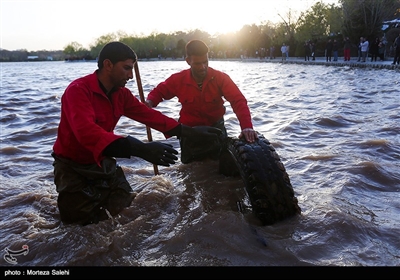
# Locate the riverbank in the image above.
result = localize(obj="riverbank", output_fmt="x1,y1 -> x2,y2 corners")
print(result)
238,56 -> 400,70
140,56 -> 400,70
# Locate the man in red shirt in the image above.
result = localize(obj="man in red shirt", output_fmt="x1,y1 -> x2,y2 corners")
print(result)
52,41 -> 221,225
145,39 -> 258,163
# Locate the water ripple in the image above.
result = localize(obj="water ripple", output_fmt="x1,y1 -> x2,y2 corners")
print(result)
0,61 -> 399,266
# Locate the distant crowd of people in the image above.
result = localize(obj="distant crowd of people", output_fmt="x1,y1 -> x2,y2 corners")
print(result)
354,36 -> 384,63
315,34 -> 399,64
271,33 -> 400,65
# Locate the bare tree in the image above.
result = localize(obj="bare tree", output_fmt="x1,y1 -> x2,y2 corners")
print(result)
340,0 -> 400,39
277,9 -> 300,56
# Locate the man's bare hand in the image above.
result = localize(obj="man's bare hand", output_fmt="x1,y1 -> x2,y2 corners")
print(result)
239,128 -> 258,143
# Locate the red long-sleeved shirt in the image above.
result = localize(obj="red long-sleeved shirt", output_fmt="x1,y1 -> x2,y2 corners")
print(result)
147,67 -> 253,129
53,71 -> 180,165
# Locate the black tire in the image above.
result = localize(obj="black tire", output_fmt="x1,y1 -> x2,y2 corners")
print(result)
219,132 -> 301,225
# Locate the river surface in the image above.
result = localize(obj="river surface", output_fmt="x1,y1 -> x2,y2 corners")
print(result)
0,60 -> 399,270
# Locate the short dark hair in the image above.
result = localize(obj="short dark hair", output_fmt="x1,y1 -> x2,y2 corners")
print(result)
185,39 -> 209,57
97,41 -> 137,69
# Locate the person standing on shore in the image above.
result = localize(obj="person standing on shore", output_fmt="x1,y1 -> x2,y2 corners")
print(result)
392,33 -> 400,65
378,39 -> 386,61
332,39 -> 339,61
343,37 -> 351,61
325,39 -> 333,62
311,42 -> 316,61
286,45 -> 290,59
52,41 -> 222,225
370,37 -> 380,62
360,37 -> 369,62
270,45 -> 275,59
281,43 -> 287,61
304,41 -> 311,61
145,39 -> 258,164
357,37 -> 363,62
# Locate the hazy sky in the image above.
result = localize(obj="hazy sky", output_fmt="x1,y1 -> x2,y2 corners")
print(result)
1,0 -> 338,51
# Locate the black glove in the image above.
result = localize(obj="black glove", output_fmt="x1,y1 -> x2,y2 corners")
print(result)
127,136 -> 178,166
180,125 -> 222,140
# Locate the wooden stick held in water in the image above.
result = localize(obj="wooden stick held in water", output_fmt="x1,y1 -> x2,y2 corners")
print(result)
133,61 -> 159,175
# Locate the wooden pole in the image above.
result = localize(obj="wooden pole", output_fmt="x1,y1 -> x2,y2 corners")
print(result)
133,61 -> 159,175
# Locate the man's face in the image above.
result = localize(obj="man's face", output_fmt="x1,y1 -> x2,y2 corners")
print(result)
186,54 -> 208,81
109,59 -> 134,88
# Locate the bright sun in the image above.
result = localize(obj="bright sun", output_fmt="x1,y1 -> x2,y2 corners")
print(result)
146,0 -> 282,36
146,0 -> 319,36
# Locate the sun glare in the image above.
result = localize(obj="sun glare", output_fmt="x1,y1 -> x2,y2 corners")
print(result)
166,0 -> 323,36
0,0 -> 338,51
146,0 -> 280,36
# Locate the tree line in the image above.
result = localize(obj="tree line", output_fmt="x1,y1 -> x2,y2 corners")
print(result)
1,0 -> 399,62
